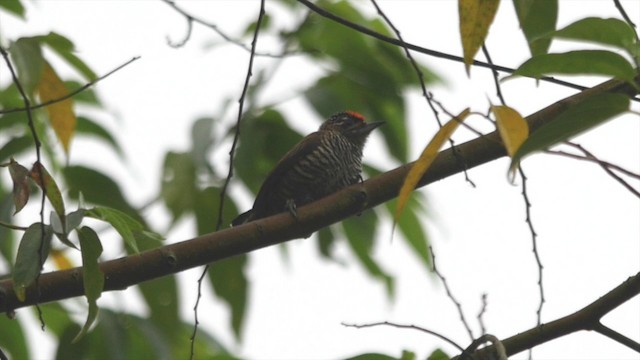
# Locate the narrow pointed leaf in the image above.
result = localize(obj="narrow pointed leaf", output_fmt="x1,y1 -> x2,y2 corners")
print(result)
513,50 -> 636,82
37,32 -> 97,80
513,0 -> 557,56
8,159 -> 30,214
13,223 -> 53,301
29,161 -> 66,230
550,17 -> 636,50
459,0 -> 500,73
510,93 -> 630,173
37,62 -> 77,154
0,0 -> 26,19
9,38 -> 44,94
493,105 -> 529,157
73,226 -> 104,343
395,109 -> 470,223
86,207 -> 143,253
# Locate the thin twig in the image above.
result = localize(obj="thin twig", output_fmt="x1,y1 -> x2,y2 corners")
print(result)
481,44 -> 506,106
0,220 -> 28,231
0,57 -> 140,115
342,321 -> 464,352
296,0 -> 640,101
518,167 -> 544,326
370,0 -> 476,187
477,293 -> 488,335
592,321 -> 640,352
162,0 -> 289,57
189,1 -> 266,358
613,0 -> 639,41
430,246 -> 474,340
0,45 -> 47,329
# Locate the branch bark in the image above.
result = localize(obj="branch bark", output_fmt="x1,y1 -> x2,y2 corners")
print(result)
0,77 -> 637,314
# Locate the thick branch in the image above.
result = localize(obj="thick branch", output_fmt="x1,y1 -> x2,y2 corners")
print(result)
0,77 -> 637,313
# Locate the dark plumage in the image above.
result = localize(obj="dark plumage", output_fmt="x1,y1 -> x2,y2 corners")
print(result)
232,111 -> 383,226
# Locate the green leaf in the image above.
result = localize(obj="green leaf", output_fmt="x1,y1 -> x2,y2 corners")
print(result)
317,226 -> 338,260
30,161 -> 66,230
342,211 -> 394,297
0,311 -> 29,360
513,50 -> 636,82
549,17 -> 637,51
191,117 -> 215,171
36,32 -> 97,80
13,223 -> 53,301
427,348 -> 451,360
86,207 -> 145,253
385,197 -> 431,271
0,135 -> 32,163
73,226 -> 104,343
194,186 -> 238,234
75,116 -> 124,157
0,0 -> 26,19
513,0 -> 557,56
208,255 -> 249,341
234,109 -> 303,193
510,92 -> 630,173
63,165 -> 144,224
9,37 -> 44,94
161,152 -> 197,223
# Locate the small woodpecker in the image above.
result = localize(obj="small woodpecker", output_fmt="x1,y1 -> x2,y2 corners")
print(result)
232,111 -> 383,226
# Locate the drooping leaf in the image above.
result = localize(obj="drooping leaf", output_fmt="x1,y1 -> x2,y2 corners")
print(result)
385,197 -> 431,271
9,37 -> 44,94
512,50 -> 636,82
0,310 -> 29,360
86,207 -> 145,253
493,105 -> 529,157
0,0 -> 26,19
63,165 -> 144,224
549,17 -> 637,51
207,255 -> 249,340
343,211 -> 395,297
0,135 -> 33,163
75,116 -> 123,157
13,222 -> 53,301
64,80 -> 100,105
194,186 -> 238,234
37,62 -> 77,154
459,0 -> 500,73
191,117 -> 215,171
29,161 -> 66,230
395,109 -> 470,224
161,151 -> 197,223
510,92 -> 630,174
513,0 -> 557,56
36,32 -> 97,80
73,226 -> 104,343
8,158 -> 30,214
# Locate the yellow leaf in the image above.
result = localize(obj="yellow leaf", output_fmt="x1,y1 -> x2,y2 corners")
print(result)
51,249 -> 74,270
395,109 -> 470,224
37,62 -> 76,154
459,0 -> 500,74
493,105 -> 529,157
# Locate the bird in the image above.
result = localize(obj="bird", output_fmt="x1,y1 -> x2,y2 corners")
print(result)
231,111 -> 384,226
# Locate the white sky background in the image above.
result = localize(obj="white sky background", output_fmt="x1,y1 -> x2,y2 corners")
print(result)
1,1 -> 640,359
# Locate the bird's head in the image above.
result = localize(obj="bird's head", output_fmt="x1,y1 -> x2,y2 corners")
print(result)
320,111 -> 384,140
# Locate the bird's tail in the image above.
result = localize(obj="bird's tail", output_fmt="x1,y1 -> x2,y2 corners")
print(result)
231,210 -> 253,226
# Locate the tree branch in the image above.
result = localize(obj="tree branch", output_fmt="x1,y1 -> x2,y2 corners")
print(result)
0,77 -> 637,313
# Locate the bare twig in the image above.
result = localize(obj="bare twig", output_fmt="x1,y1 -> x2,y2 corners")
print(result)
430,246 -> 474,340
342,321 -> 464,352
477,293 -> 488,335
518,167 -> 544,327
0,45 -> 47,329
370,0 -> 476,187
481,44 -> 506,106
189,1 -> 266,358
162,0 -> 289,58
0,57 -> 140,115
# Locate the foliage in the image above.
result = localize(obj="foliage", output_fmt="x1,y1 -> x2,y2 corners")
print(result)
0,0 -> 638,359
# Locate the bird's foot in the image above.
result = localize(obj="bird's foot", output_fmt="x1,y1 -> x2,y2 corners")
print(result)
285,199 -> 298,220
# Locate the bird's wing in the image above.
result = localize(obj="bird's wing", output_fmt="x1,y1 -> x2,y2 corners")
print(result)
251,131 -> 323,217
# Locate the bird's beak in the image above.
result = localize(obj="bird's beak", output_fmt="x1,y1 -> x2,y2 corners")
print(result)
354,121 -> 384,135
